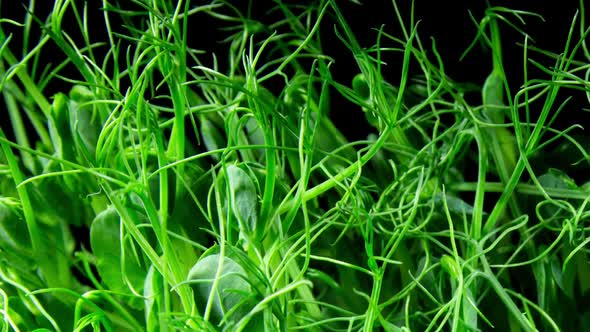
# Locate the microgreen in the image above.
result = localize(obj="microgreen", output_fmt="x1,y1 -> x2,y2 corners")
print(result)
1,0 -> 590,331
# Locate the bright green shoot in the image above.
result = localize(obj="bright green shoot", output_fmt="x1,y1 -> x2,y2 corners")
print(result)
1,0 -> 589,331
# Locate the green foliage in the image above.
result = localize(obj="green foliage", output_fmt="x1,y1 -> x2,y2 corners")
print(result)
90,207 -> 146,302
187,250 -> 256,328
224,164 -> 258,242
1,0 -> 590,331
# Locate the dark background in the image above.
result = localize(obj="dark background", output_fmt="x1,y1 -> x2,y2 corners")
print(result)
325,0 -> 587,139
1,0 -> 585,139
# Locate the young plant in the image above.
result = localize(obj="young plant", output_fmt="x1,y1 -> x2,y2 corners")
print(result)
1,0 -> 589,331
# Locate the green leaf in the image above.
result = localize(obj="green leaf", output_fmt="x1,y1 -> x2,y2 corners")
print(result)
18,181 -> 77,288
482,71 -> 505,123
68,85 -> 101,161
32,172 -> 90,227
434,193 -> 474,215
90,207 -> 146,301
187,252 -> 252,324
538,169 -> 577,218
245,117 -> 265,146
69,84 -> 95,101
440,255 -> 461,278
352,73 -> 370,99
462,288 -> 478,330
226,165 -> 258,238
552,251 -> 575,299
0,197 -> 31,253
539,169 -> 576,190
143,264 -> 162,332
48,93 -> 75,161
199,116 -> 225,160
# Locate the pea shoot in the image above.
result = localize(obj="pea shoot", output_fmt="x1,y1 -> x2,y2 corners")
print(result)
0,1 -> 588,331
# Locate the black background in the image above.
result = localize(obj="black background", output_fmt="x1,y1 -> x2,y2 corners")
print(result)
1,0 -> 586,140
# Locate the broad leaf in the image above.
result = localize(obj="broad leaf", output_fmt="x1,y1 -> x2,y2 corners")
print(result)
48,93 -> 75,161
434,193 -> 475,215
90,207 -> 146,302
68,85 -> 101,161
187,252 -> 252,325
0,197 -> 31,253
200,116 -> 225,160
226,165 -> 258,237
538,169 -> 577,218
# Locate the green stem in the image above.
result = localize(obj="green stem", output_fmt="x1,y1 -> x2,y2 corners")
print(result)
0,31 -> 52,146
484,73 -> 566,233
259,125 -> 276,237
478,253 -> 535,332
168,79 -> 186,196
485,17 -> 522,220
4,91 -> 37,173
489,19 -> 503,75
451,182 -> 590,200
278,128 -> 391,215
